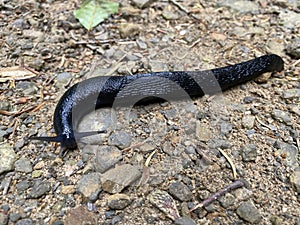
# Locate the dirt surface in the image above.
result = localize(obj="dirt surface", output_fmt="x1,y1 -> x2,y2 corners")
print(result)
0,0 -> 299,224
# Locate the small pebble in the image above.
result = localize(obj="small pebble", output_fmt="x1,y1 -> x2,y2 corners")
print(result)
14,157 -> 33,173
242,115 -> 255,129
290,168 -> 300,193
29,181 -> 51,198
77,173 -> 102,201
0,144 -> 17,174
119,23 -> 140,38
15,218 -> 34,225
107,193 -> 131,210
286,38 -> 300,59
108,131 -> 132,149
271,109 -> 291,124
101,164 -> 141,194
174,217 -> 197,225
169,182 -> 193,202
236,200 -> 262,223
241,144 -> 258,162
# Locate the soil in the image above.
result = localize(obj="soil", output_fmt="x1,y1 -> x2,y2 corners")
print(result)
0,0 -> 299,225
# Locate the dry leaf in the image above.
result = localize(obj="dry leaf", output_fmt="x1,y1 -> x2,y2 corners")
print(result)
0,66 -> 36,82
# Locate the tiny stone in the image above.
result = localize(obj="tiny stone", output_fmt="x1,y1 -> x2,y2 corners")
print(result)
136,39 -> 147,49
119,23 -> 140,38
162,7 -> 181,20
1,205 -> 9,212
15,81 -> 38,96
9,213 -> 21,222
0,101 -> 10,111
107,193 -> 131,210
271,109 -> 291,124
286,38 -> 300,59
290,168 -> 300,193
242,115 -> 255,129
33,161 -> 45,170
174,217 -> 197,225
132,0 -> 156,8
219,193 -> 235,208
29,181 -> 51,198
218,0 -> 259,14
274,141 -> 298,168
279,10 -> 300,29
51,221 -> 64,225
111,215 -> 122,225
148,189 -> 180,221
236,200 -> 262,223
86,145 -> 122,173
241,144 -> 258,162
196,121 -> 212,142
234,187 -> 253,201
266,40 -> 285,57
64,206 -> 97,225
0,212 -> 8,225
108,131 -> 132,149
169,182 -> 193,202
15,218 -> 34,225
138,142 -> 155,153
149,60 -> 168,72
14,157 -> 33,173
105,210 -> 116,219
16,180 -> 30,192
270,215 -> 283,225
101,164 -> 141,194
61,185 -> 75,194
219,121 -> 233,135
77,173 -> 102,201
243,96 -> 255,104
208,139 -> 232,149
282,89 -> 300,99
56,72 -> 72,88
0,143 -> 17,174
29,58 -> 44,71
31,170 -> 43,178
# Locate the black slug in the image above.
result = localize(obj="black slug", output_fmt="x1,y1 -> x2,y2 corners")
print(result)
30,54 -> 284,152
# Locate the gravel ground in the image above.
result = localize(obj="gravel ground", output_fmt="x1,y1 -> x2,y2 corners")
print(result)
0,0 -> 299,224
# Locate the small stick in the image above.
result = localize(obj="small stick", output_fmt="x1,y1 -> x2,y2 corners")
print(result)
122,141 -> 147,152
169,0 -> 200,20
2,177 -> 12,195
169,0 -> 189,14
190,180 -> 244,212
219,148 -> 237,179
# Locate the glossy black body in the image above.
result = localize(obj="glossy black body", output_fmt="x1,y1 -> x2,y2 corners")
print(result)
31,54 -> 284,149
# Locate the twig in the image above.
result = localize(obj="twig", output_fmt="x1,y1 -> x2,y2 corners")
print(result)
31,101 -> 46,112
0,104 -> 39,116
145,149 -> 157,167
122,141 -> 147,152
169,0 -> 199,20
19,58 -> 40,75
169,0 -> 189,14
2,177 -> 12,195
190,180 -> 244,212
219,148 -> 237,179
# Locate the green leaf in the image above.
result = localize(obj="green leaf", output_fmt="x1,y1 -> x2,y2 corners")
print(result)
74,0 -> 119,30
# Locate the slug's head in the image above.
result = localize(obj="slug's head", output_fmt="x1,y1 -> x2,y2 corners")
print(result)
29,130 -> 106,155
29,134 -> 77,149
267,54 -> 284,72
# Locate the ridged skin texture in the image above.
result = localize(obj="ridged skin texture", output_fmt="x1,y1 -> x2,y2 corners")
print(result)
31,54 -> 284,149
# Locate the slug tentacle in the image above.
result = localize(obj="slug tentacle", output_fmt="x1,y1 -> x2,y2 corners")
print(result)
30,54 -> 284,151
